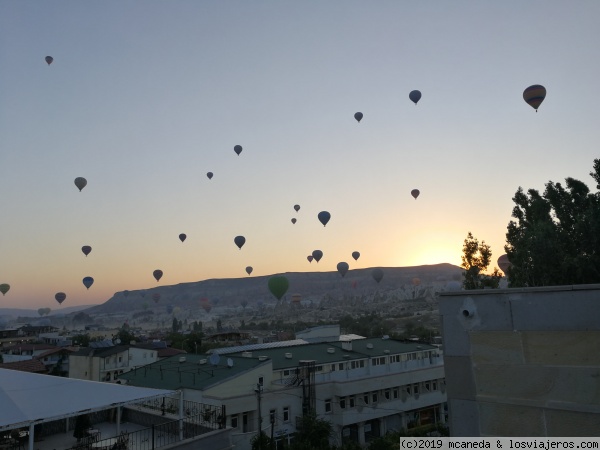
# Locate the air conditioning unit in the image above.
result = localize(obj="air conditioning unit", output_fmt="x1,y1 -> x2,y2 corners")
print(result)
199,359 -> 207,365
284,353 -> 292,359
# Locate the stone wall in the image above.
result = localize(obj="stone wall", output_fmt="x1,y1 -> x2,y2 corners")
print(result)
439,284 -> 600,437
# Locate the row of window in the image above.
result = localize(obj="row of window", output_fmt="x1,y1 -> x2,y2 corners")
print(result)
337,379 -> 444,409
230,406 -> 292,430
280,351 -> 437,377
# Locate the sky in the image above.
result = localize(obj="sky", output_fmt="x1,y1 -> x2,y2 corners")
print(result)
1,1 -> 600,309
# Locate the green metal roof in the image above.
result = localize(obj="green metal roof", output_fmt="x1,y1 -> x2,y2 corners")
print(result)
228,338 -> 437,370
119,353 -> 267,390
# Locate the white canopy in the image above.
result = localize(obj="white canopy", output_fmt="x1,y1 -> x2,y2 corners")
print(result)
0,368 -> 176,432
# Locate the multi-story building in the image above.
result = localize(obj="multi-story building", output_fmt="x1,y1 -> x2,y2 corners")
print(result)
120,336 -> 446,449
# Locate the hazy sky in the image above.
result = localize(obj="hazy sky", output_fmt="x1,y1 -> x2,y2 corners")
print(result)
1,1 -> 599,309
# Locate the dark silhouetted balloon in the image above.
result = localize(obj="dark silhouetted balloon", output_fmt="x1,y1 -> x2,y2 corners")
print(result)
372,268 -> 383,284
74,177 -> 87,192
307,255 -> 313,263
246,266 -> 253,275
497,254 -> 511,275
0,284 -> 10,296
268,275 -> 289,301
81,245 -> 92,256
294,204 -> 300,212
411,189 -> 420,200
179,233 -> 187,242
45,56 -> 53,65
318,211 -> 331,227
291,218 -> 297,224
354,112 -> 363,123
82,276 -> 94,289
153,293 -> 161,303
241,300 -> 248,309
234,145 -> 243,155
153,270 -> 163,282
55,292 -> 66,304
352,251 -> 360,261
337,262 -> 349,277
207,172 -> 213,179
523,85 -> 546,111
312,250 -> 323,263
409,90 -> 422,104
234,236 -> 246,249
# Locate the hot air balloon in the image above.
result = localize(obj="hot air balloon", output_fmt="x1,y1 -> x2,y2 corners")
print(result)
153,270 -> 163,282
523,85 -> 546,111
354,112 -> 363,123
81,245 -> 92,256
179,233 -> 187,242
291,218 -> 297,224
372,268 -> 383,284
207,172 -> 213,180
409,90 -> 422,105
307,255 -> 314,263
82,276 -> 94,289
312,250 -> 323,263
74,177 -> 87,192
240,300 -> 248,309
294,205 -> 300,212
152,293 -> 161,303
234,236 -> 246,249
0,284 -> 10,296
45,56 -> 53,65
317,211 -> 331,227
268,275 -> 289,301
337,262 -> 349,278
55,292 -> 66,304
411,189 -> 420,200
203,303 -> 212,313
352,251 -> 360,261
234,145 -> 243,155
246,266 -> 253,275
497,254 -> 511,275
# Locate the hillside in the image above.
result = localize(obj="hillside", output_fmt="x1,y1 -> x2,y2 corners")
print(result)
82,263 -> 462,316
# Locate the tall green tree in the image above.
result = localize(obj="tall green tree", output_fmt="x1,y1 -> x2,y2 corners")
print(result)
505,159 -> 600,287
461,232 -> 502,289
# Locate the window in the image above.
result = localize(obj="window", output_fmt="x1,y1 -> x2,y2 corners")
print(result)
242,413 -> 248,433
338,363 -> 345,371
349,396 -> 355,408
118,356 -> 122,363
283,369 -> 290,376
372,392 -> 378,403
363,394 -> 369,405
372,356 -> 386,366
325,399 -> 331,413
413,384 -> 420,395
432,380 -> 438,391
283,407 -> 290,422
258,377 -> 264,386
424,381 -> 431,392
231,415 -> 238,428
393,388 -> 399,399
384,389 -> 390,400
340,397 -> 346,409
269,409 -> 276,424
331,364 -> 336,372
143,352 -> 147,359
315,365 -> 323,372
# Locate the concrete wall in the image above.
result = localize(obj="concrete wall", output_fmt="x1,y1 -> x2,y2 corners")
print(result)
439,284 -> 600,437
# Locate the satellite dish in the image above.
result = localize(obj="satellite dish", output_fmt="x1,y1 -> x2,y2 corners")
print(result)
209,353 -> 220,366
227,358 -> 234,368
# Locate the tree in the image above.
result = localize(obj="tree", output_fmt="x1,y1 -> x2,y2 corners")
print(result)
461,232 -> 502,289
250,431 -> 273,450
289,413 -> 333,450
505,159 -> 600,287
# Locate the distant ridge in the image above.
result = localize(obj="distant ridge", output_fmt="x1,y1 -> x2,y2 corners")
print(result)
83,263 -> 462,315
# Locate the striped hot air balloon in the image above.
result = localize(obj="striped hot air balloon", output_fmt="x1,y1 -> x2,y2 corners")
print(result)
523,85 -> 546,111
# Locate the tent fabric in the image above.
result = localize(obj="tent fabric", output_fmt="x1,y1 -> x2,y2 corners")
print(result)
0,368 -> 176,432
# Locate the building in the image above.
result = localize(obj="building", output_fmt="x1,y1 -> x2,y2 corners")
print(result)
120,336 -> 446,449
439,284 -> 600,436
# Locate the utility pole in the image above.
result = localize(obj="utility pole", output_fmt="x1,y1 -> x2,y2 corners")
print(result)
255,383 -> 263,450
